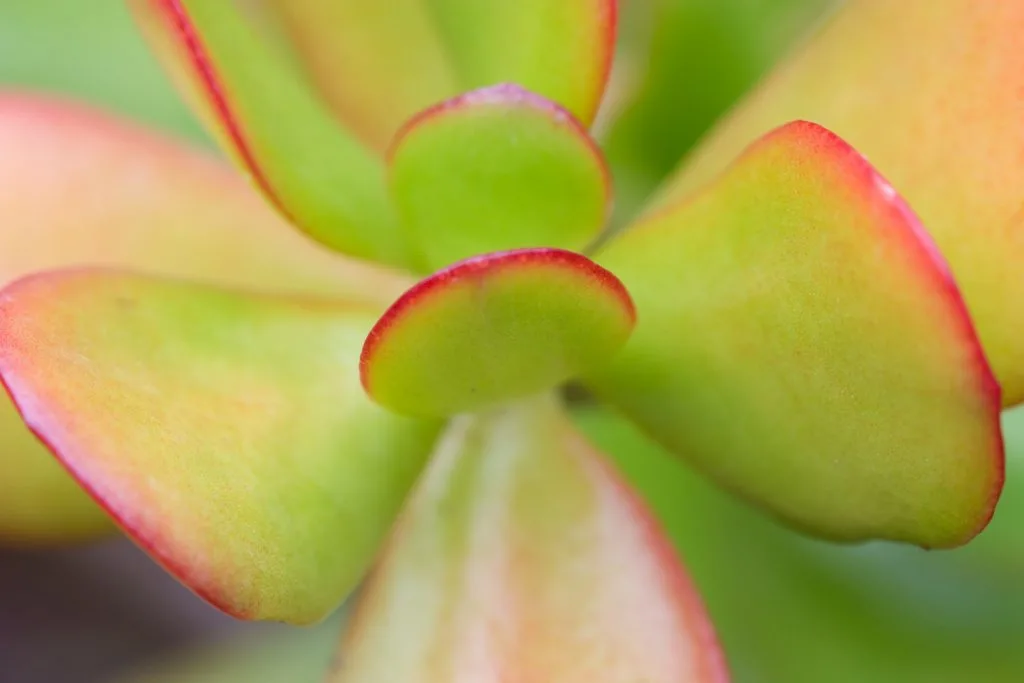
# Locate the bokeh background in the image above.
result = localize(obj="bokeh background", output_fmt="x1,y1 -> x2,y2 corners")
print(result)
1,1 -> 1023,681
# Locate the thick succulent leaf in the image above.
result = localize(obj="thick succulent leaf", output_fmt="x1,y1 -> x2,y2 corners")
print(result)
427,0 -> 616,126
658,0 -> 1024,405
331,395 -> 728,683
0,270 -> 441,621
590,121 -> 1003,549
390,84 -> 610,270
129,0 -> 411,267
0,94 -> 410,543
262,0 -> 456,152
361,249 -> 635,417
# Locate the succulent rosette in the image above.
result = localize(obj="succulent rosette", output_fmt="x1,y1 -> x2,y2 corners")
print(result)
0,1 -> 1019,681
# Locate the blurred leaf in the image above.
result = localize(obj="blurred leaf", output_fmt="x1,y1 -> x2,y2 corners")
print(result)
333,395 -> 727,683
428,0 -> 615,125
121,619 -> 343,683
263,0 -> 456,151
575,407 -> 1024,683
0,94 -> 409,543
130,0 -> 412,267
0,0 -> 203,138
603,0 -> 835,221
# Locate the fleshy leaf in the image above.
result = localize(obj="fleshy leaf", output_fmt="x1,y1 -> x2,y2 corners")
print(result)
390,84 -> 610,271
657,0 -> 1024,405
331,395 -> 728,683
427,0 -> 616,126
262,0 -> 457,151
129,0 -> 411,266
0,270 -> 441,621
590,121 -> 1003,548
361,249 -> 635,417
0,94 -> 410,543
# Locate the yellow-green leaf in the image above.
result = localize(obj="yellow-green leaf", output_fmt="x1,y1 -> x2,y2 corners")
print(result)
263,0 -> 457,151
428,0 -> 616,126
590,121 -> 1003,549
657,0 -> 1024,405
129,0 -> 412,266
0,94 -> 410,543
361,249 -> 635,417
0,270 -> 441,621
389,84 -> 610,271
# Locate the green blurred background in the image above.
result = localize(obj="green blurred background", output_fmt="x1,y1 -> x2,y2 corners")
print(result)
1,1 -> 1022,681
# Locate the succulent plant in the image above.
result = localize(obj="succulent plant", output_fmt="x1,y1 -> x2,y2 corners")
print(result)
0,1 -> 1020,681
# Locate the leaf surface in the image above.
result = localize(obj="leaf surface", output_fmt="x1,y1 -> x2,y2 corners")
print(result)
362,249 -> 635,417
0,270 -> 440,621
390,84 -> 610,270
331,396 -> 728,683
0,95 -> 410,542
130,0 -> 411,266
658,0 -> 1024,405
591,121 -> 1003,548
428,0 -> 616,125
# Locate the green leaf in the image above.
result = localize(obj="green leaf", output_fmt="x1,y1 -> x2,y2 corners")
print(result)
262,0 -> 457,151
361,249 -> 635,417
128,0 -> 412,267
0,94 -> 410,543
0,269 -> 441,622
589,121 -> 1003,549
390,84 -> 610,271
427,0 -> 616,126
332,395 -> 728,683
657,0 -> 1024,406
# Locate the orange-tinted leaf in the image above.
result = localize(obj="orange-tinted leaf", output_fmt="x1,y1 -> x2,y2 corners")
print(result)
658,0 -> 1024,405
0,94 -> 410,543
0,270 -> 440,621
264,0 -> 457,151
428,0 -> 617,126
331,395 -> 729,683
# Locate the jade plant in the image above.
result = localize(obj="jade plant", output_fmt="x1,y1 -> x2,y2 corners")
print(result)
0,0 -> 1020,680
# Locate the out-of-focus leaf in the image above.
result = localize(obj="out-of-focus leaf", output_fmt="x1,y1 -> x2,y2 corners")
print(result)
119,618 -> 343,683
576,406 -> 1024,683
0,270 -> 441,622
0,0 -> 202,138
263,0 -> 456,151
658,0 -> 1024,405
602,0 -> 835,220
331,395 -> 728,683
427,0 -> 616,126
0,94 -> 410,543
129,0 -> 412,267
590,121 -> 1002,548
361,249 -> 635,417
390,84 -> 610,270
